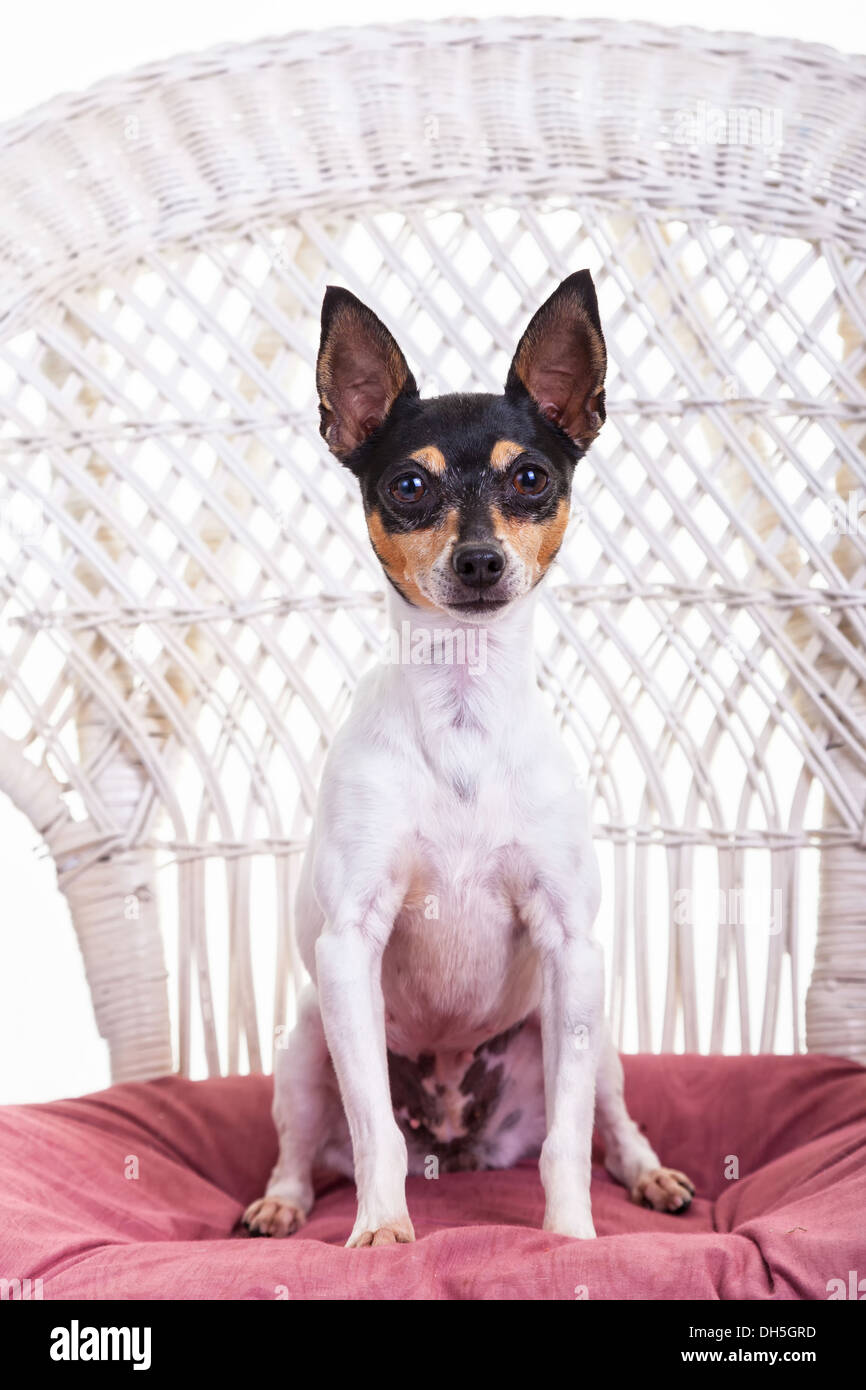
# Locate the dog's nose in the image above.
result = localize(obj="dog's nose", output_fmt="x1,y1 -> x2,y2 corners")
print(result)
451,542 -> 506,589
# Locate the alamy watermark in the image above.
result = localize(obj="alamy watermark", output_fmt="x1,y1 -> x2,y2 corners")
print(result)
672,101 -> 783,149
827,1270 -> 866,1300
1,1276 -> 43,1300
384,620 -> 488,675
674,886 -> 784,937
50,1321 -> 151,1370
826,489 -> 866,536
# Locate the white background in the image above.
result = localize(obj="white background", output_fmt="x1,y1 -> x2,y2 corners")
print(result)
1,0 -> 864,1103
1,1 -> 865,123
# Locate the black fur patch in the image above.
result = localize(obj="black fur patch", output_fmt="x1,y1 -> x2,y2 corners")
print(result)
388,1019 -> 527,1173
348,391 -> 580,544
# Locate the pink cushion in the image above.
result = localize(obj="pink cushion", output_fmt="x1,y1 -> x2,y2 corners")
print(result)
1,1053 -> 863,1299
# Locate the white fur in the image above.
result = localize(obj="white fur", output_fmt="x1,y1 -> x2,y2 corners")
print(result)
250,584 -> 683,1245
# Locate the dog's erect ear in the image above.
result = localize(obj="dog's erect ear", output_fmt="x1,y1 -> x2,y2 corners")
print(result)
505,270 -> 607,450
316,287 -> 418,461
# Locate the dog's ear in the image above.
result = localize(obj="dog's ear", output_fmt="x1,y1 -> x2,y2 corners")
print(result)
505,270 -> 607,450
316,287 -> 418,461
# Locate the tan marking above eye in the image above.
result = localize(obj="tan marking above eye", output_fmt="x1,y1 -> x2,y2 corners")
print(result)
366,506 -> 459,609
490,439 -> 526,473
408,446 -> 447,476
491,497 -> 569,582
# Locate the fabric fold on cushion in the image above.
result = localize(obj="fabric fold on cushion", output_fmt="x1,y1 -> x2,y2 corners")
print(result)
0,1054 -> 863,1299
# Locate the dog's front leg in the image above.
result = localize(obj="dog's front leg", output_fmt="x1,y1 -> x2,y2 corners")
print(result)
526,888 -> 603,1239
314,898 -> 413,1248
538,932 -> 603,1238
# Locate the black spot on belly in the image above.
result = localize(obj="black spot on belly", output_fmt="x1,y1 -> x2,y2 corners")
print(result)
482,1018 -> 526,1056
387,1050 -> 442,1131
459,1056 -> 505,1137
387,1019 -> 527,1172
497,1108 -> 522,1133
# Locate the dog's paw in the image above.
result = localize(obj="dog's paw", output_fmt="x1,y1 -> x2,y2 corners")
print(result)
630,1167 -> 695,1214
242,1196 -> 307,1238
346,1216 -> 415,1248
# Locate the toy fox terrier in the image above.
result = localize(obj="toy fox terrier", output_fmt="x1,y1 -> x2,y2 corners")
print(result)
244,272 -> 695,1245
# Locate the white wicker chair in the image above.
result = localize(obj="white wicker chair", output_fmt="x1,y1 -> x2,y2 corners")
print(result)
1,17 -> 865,1088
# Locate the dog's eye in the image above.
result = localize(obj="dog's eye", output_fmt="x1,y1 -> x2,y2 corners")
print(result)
512,465 -> 549,496
389,473 -> 427,503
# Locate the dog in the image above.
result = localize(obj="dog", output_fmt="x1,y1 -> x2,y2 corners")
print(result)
243,271 -> 695,1245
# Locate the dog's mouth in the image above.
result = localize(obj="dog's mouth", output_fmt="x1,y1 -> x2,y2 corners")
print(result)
423,554 -> 521,618
445,596 -> 510,618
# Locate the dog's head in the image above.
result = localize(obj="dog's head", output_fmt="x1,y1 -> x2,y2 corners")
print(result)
316,272 -> 606,618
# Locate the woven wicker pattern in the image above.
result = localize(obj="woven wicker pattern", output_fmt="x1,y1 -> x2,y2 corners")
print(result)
0,18 -> 864,1081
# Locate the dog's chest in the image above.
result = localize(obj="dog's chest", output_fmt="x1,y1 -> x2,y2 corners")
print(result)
380,743 -> 543,1056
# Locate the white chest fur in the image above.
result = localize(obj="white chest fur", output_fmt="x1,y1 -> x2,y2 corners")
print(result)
298,589 -> 597,1059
